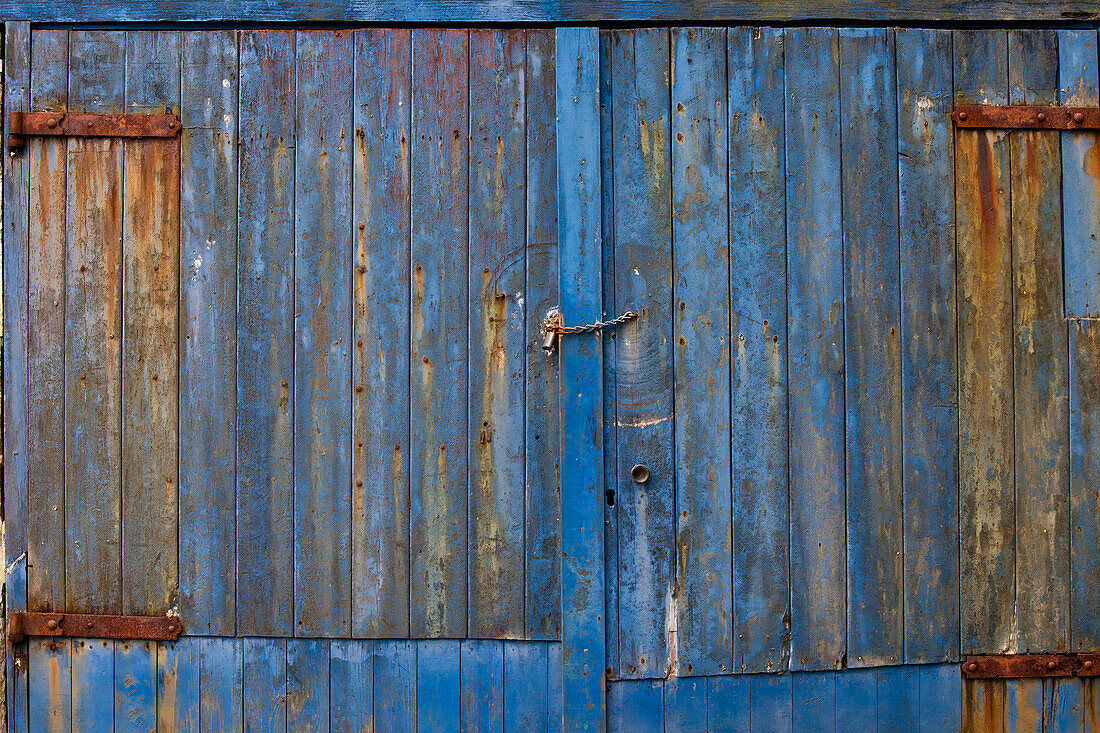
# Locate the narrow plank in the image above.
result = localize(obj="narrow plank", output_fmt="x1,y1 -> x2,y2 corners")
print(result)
409,28 -> 469,638
468,28 -> 527,639
236,29 -> 296,636
919,664 -> 962,733
293,28 -> 354,638
1047,678 -> 1085,733
615,680 -> 663,733
1005,679 -> 1044,733
351,27 -> 412,639
707,675 -> 749,733
114,641 -> 156,733
546,643 -> 563,731
65,29 -> 125,616
461,640 -> 504,732
839,27 -> 903,668
179,29 -> 239,635
784,26 -> 846,672
1061,28 -> 1100,653
524,27 -> 561,642
1085,679 -> 1100,733
72,641 -> 113,731
26,27 -> 68,615
157,639 -> 200,733
749,673 -> 791,733
608,682 -> 623,733
330,640 -> 373,732
504,642 -> 548,732
664,676 -> 707,733
792,671 -> 834,732
374,641 -> 415,733
954,29 -> 1015,656
28,639 -> 70,733
417,640 -> 461,732
964,679 -> 1006,733
728,24 -> 789,676
877,665 -> 921,732
199,637 -> 243,731
556,27 -> 607,729
835,668 -> 876,733
243,638 -> 286,733
896,27 -> 959,665
671,24 -> 732,677
609,27 -> 675,680
287,639 -> 329,731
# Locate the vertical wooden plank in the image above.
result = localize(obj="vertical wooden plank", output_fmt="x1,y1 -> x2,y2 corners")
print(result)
671,24 -> 732,678
409,28 -> 469,638
293,28 -> 353,638
839,27 -> 903,668
417,640 -> 461,732
524,27 -> 561,642
1047,678 -> 1085,733
556,27 -> 607,730
897,27 -> 959,665
664,676 -> 707,733
728,25 -> 789,676
785,26 -> 846,672
1084,679 -> 1099,733
1061,29 -> 1100,652
749,673 -> 792,733
467,28 -> 527,639
158,639 -> 199,733
236,29 -> 295,636
615,681 -> 663,733
877,665 -> 921,732
920,664 -> 962,733
200,639 -> 242,731
504,642 -> 548,733
244,638 -> 286,733
1004,679 -> 1044,733
179,29 -> 239,636
351,27 -> 412,640
72,640 -> 113,732
28,640 -> 70,733
835,668 -> 876,733
461,640 -> 504,732
287,640 -> 329,731
374,641 -> 415,733
964,679 -> 1006,733
792,671 -> 834,732
954,29 -> 1014,656
546,642 -> 563,731
26,28 -> 67,615
65,29 -> 125,616
330,640 -> 373,732
114,641 -> 156,733
708,675 -> 749,733
1008,29 -> 1070,655
608,27 -> 674,680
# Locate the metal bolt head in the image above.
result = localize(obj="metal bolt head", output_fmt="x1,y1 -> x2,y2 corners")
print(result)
46,118 -> 58,129
1085,660 -> 1094,669
1036,112 -> 1047,122
46,619 -> 58,630
1047,660 -> 1057,669
1074,112 -> 1086,123
967,662 -> 978,671
958,111 -> 968,121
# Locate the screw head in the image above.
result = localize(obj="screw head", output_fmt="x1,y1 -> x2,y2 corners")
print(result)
1074,111 -> 1086,123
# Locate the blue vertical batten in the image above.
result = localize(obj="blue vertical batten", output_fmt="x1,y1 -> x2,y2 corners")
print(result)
417,639 -> 460,731
557,26 -> 607,732
374,640 -> 416,733
330,639 -> 373,731
113,641 -> 156,733
286,639 -> 329,729
158,639 -> 200,733
243,637 -> 286,732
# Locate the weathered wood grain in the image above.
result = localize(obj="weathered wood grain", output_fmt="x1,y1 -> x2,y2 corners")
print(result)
329,639 -> 373,731
236,29 -> 295,636
114,641 -> 156,733
728,24 -> 789,675
157,639 -> 199,733
707,674 -> 749,731
199,637 -> 243,731
462,640 -> 505,732
749,672 -> 792,732
663,676 -> 705,733
28,639 -> 70,732
374,640 -> 416,733
1047,678 -> 1085,732
964,678 -> 1007,732
416,640 -> 461,731
504,641 -> 548,731
179,29 -> 238,636
896,27 -> 959,665
785,26 -> 846,672
793,670 -> 835,731
293,29 -> 353,638
954,29 -> 1015,655
920,663 -> 962,731
286,639 -> 329,729
71,641 -> 112,731
1005,678 -> 1044,733
409,28 -> 469,639
351,28 -> 412,639
1063,30 -> 1100,321
243,637 -> 286,732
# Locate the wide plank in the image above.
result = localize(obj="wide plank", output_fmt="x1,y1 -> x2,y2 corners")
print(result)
114,641 -> 156,733
330,640 -> 373,732
286,639 -> 329,729
416,640 -> 460,731
374,640 -> 416,733
503,642 -> 548,732
243,637 -> 286,732
71,641 -> 112,731
199,638 -> 243,731
28,639 -> 70,732
157,639 -> 199,733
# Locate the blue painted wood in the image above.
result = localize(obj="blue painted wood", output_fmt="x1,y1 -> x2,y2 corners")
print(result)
707,675 -> 749,733
664,676 -> 707,732
409,28 -> 469,639
286,640 -> 328,731
896,27 -> 959,665
461,640 -> 505,732
749,674 -> 791,733
157,639 -> 199,733
614,681 -> 663,733
727,24 -> 789,677
236,29 -> 296,637
416,640 -> 460,732
556,26 -> 607,731
785,26 -> 845,672
28,639 -> 70,733
199,638 -> 243,731
114,642 -> 156,733
792,671 -> 834,731
1005,678 -> 1044,733
330,640 -> 373,732
835,668 -> 876,733
72,641 -> 112,731
1047,678 -> 1084,733
504,641 -> 548,732
919,664 -> 961,732
964,679 -> 1006,733
351,27 -> 412,640
293,28 -> 354,638
374,640 -> 415,733
877,666 -> 920,732
840,27 -> 903,668
1062,29 -> 1100,321
243,637 -> 286,732
547,642 -> 563,730
179,29 -> 239,636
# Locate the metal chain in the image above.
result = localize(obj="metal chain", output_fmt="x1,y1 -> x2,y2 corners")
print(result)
549,309 -> 639,334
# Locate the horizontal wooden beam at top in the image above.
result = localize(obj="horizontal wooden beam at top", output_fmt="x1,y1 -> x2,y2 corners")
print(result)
1,0 -> 1098,24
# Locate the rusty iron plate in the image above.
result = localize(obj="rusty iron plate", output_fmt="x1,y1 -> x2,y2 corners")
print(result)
952,104 -> 1100,130
962,654 -> 1076,679
8,111 -> 181,149
1078,653 -> 1100,677
7,611 -> 182,644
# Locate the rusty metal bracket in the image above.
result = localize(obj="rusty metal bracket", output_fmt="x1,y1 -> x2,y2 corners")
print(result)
961,653 -> 1100,679
952,104 -> 1100,130
7,111 -> 182,150
7,611 -> 182,645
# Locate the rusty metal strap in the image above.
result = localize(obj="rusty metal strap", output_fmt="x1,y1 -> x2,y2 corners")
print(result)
952,104 -> 1100,130
7,611 -> 182,645
8,111 -> 182,149
962,653 -> 1100,679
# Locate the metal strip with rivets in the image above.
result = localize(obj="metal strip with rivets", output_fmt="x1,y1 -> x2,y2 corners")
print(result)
952,104 -> 1100,129
7,111 -> 182,149
7,611 -> 183,644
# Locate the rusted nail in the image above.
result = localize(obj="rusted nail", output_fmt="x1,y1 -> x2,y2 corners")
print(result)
46,118 -> 58,129
356,479 -> 363,487
958,111 -> 968,121
151,374 -> 158,381
1047,660 -> 1057,669
1036,112 -> 1047,122
358,265 -> 366,274
967,662 -> 978,671
46,619 -> 58,630
355,385 -> 363,393
1075,111 -> 1086,123
281,380 -> 288,388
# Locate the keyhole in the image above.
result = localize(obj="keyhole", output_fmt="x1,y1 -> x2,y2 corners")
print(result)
630,464 -> 650,484
605,489 -> 616,507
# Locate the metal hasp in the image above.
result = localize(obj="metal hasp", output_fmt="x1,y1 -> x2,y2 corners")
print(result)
962,653 -> 1100,679
7,611 -> 183,645
952,104 -> 1100,130
7,111 -> 181,150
